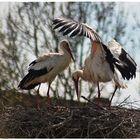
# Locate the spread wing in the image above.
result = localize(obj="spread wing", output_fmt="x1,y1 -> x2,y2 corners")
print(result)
52,18 -> 137,80
52,17 -> 101,42
108,39 -> 137,80
52,17 -> 116,76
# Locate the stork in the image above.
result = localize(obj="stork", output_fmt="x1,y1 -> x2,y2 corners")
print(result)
18,40 -> 75,107
52,17 -> 137,107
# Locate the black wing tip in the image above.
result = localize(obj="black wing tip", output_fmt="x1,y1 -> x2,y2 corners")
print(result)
29,60 -> 36,66
18,83 -> 39,90
52,17 -> 101,42
114,48 -> 137,80
52,17 -> 77,23
52,17 -> 68,26
18,73 -> 31,89
115,63 -> 137,80
52,17 -> 79,29
121,48 -> 137,67
18,67 -> 50,89
18,72 -> 40,90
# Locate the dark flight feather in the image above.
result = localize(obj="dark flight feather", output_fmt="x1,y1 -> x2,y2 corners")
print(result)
52,17 -> 101,42
102,44 -> 136,80
53,17 -> 137,81
18,67 -> 53,90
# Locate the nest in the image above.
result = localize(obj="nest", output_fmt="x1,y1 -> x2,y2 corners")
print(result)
0,96 -> 140,138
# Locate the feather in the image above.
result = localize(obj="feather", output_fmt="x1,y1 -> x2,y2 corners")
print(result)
53,17 -> 101,42
107,39 -> 137,80
18,67 -> 50,89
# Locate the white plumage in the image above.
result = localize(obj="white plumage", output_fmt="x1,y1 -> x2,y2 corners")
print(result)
18,40 -> 75,101
53,17 -> 137,107
108,39 -> 122,58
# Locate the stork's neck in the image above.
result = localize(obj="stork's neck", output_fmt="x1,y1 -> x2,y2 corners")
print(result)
91,41 -> 102,57
75,70 -> 87,81
61,47 -> 72,60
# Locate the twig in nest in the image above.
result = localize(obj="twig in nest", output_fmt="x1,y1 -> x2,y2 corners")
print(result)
49,118 -> 69,129
63,128 -> 79,138
49,111 -> 73,129
81,96 -> 107,111
95,124 -> 105,138
35,127 -> 44,138
106,119 -> 125,137
118,95 -> 131,107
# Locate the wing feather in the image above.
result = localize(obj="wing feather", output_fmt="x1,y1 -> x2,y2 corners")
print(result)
28,53 -> 60,71
58,22 -> 74,33
18,54 -> 61,89
108,39 -> 137,80
52,17 -> 101,42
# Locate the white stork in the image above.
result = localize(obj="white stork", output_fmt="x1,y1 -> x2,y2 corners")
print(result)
18,40 -> 75,106
52,17 -> 137,107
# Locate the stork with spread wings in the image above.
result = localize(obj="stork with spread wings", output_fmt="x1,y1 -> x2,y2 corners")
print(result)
52,17 -> 137,107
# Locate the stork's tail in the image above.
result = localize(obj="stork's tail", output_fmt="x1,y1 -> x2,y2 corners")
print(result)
18,73 -> 39,90
113,71 -> 128,89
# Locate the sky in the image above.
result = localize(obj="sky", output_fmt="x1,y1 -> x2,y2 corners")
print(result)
0,2 -> 140,108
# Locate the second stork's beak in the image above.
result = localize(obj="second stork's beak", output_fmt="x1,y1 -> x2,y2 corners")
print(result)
72,77 -> 80,101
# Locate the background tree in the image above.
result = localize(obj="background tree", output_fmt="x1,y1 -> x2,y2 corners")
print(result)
0,2 -> 137,102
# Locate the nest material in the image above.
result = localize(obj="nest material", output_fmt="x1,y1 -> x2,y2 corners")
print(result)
0,100 -> 140,138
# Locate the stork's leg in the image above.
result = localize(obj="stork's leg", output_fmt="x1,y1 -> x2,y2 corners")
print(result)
97,82 -> 100,99
97,82 -> 101,105
46,83 -> 51,105
109,85 -> 118,108
36,84 -> 41,110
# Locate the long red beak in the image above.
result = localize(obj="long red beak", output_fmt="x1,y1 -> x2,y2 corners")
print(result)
72,77 -> 80,101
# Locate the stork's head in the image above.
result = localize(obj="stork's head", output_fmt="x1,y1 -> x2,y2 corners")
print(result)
60,40 -> 75,62
72,71 -> 81,101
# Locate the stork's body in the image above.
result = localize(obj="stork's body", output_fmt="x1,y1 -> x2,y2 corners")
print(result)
83,41 -> 127,87
53,17 -> 137,107
18,40 -> 75,107
74,45 -> 113,83
90,42 -> 113,83
72,40 -> 127,105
